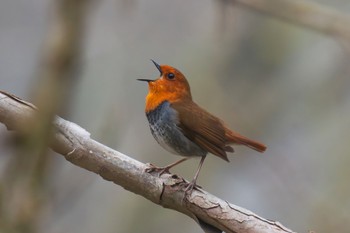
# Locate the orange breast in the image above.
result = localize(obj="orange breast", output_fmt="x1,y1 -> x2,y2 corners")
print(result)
144,80 -> 192,113
145,92 -> 179,112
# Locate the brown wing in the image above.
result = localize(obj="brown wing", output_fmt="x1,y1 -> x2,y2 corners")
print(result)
171,100 -> 231,162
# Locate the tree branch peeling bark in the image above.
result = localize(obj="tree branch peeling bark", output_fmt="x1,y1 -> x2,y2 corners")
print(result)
0,91 -> 295,233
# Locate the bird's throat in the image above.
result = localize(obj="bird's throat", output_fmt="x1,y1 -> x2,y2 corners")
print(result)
145,90 -> 191,113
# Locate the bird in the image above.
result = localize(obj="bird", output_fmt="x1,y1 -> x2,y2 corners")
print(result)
138,60 -> 266,194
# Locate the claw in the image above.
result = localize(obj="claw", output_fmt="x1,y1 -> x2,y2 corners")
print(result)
145,163 -> 171,177
182,179 -> 204,201
145,158 -> 188,177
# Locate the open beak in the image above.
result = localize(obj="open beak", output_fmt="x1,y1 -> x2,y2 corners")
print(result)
137,60 -> 162,82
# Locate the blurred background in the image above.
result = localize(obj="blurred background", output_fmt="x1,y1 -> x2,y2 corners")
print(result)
0,0 -> 350,232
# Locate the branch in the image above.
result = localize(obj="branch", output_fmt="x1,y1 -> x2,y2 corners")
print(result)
234,0 -> 350,41
0,91 -> 295,233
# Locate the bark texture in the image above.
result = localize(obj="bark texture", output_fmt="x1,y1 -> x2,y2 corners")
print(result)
0,91 -> 295,233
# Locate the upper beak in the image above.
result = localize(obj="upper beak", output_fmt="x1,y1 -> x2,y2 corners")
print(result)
151,59 -> 162,75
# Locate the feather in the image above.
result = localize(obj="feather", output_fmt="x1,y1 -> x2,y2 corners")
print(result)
171,99 -> 266,160
171,100 -> 230,162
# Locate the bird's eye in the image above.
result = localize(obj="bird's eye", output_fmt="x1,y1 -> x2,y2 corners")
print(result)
167,73 -> 175,80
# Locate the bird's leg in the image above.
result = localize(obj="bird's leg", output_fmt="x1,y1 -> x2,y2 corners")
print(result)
145,158 -> 188,176
184,156 -> 206,195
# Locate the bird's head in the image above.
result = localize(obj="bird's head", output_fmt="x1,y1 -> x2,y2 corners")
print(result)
138,60 -> 192,112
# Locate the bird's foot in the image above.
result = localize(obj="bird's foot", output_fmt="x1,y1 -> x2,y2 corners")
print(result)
145,163 -> 171,177
182,179 -> 203,201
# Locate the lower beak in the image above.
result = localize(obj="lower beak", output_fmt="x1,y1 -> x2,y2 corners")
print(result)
137,79 -> 154,82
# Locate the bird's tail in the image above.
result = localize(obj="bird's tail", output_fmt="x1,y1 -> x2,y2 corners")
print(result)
226,130 -> 266,153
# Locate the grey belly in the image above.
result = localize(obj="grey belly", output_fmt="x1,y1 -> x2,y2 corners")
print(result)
146,101 -> 207,157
